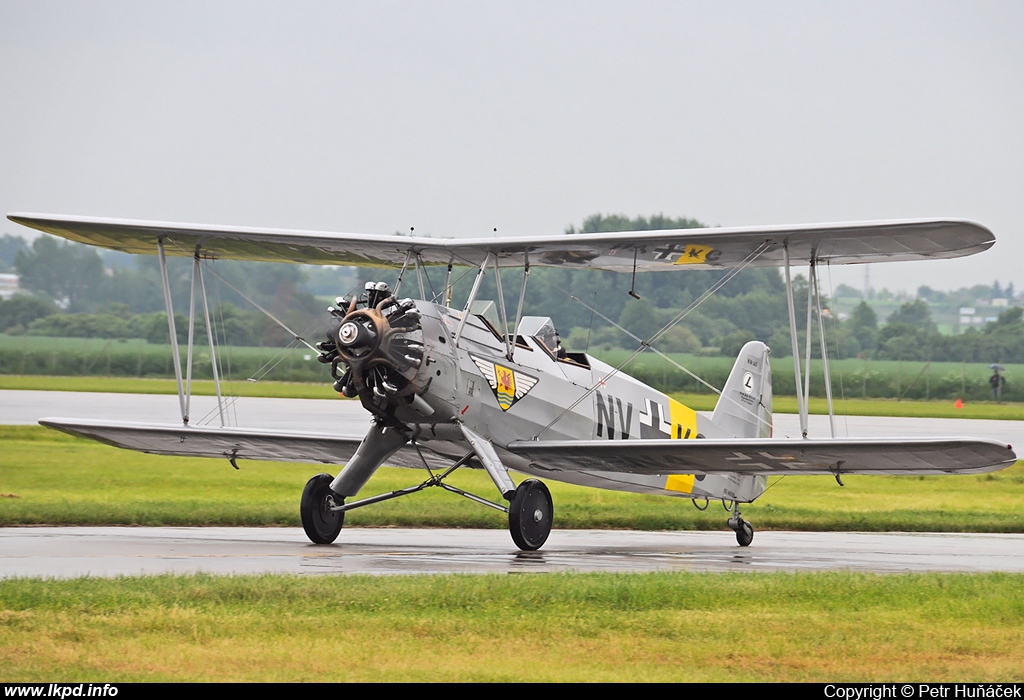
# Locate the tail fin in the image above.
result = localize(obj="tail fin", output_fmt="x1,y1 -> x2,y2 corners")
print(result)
711,341 -> 772,438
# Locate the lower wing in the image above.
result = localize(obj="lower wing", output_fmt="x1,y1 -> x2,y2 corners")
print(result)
39,418 -> 448,470
41,418 -> 1018,477
506,437 -> 1017,476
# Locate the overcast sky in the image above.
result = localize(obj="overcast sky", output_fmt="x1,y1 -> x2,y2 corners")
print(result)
1,1 -> 1021,295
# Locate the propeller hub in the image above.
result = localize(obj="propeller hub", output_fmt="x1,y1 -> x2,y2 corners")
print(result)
338,321 -> 359,345
338,319 -> 377,351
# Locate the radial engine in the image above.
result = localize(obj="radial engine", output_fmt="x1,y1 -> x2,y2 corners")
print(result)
315,281 -> 432,423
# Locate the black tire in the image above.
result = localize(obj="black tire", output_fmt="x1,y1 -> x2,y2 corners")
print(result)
300,473 -> 345,544
508,479 -> 553,551
735,520 -> 754,547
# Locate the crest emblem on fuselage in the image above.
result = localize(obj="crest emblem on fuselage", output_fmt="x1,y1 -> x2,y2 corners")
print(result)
471,356 -> 538,411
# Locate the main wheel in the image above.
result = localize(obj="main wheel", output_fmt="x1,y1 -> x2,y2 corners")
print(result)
300,473 -> 345,544
735,519 -> 754,547
508,479 -> 553,551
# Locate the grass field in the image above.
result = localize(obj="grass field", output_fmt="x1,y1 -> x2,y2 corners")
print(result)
2,426 -> 1022,531
3,382 -> 1023,682
5,332 -> 1024,401
0,374 -> 336,400
0,334 -> 328,383
597,349 -> 1024,402
1,572 -> 1022,681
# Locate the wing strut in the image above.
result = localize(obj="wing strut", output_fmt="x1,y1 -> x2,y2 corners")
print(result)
783,242 -> 809,438
454,252 -> 491,347
803,254 -> 814,412
812,259 -> 837,437
162,237 -> 302,429
196,255 -> 226,426
393,250 -> 413,297
184,252 -> 197,421
491,254 -> 513,361
443,259 -> 454,307
157,237 -> 187,424
783,246 -> 839,439
182,251 -> 226,426
512,255 -> 530,362
415,253 -> 427,300
628,248 -> 641,300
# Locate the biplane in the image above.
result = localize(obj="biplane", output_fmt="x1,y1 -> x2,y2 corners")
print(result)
8,213 -> 1016,549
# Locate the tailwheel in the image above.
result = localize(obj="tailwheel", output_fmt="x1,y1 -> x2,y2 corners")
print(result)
726,502 -> 754,547
727,513 -> 754,547
508,478 -> 553,551
300,473 -> 345,544
734,519 -> 754,547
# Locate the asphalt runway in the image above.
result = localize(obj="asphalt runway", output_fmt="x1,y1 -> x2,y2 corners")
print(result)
0,389 -> 373,432
2,389 -> 1022,579
2,527 -> 1022,579
3,389 -> 1023,444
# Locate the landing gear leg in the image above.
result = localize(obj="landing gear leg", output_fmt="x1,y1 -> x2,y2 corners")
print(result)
300,473 -> 346,544
727,502 -> 754,547
508,479 -> 553,551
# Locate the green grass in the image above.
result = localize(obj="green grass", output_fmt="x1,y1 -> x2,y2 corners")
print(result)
5,332 -> 1024,400
1,572 -> 1022,681
0,374 -> 340,400
2,426 -> 1022,531
0,333 -> 329,383
669,391 -> 1024,420
603,349 -> 1024,402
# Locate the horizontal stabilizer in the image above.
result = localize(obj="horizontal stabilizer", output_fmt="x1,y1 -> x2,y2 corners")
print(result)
39,418 -> 447,470
508,437 -> 1017,476
10,213 -> 994,271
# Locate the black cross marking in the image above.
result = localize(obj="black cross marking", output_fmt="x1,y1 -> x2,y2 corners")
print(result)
652,243 -> 686,260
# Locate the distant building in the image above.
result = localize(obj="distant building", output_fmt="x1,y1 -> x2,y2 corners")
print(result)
0,273 -> 19,300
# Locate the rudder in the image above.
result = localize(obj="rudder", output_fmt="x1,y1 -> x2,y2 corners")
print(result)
711,341 -> 772,438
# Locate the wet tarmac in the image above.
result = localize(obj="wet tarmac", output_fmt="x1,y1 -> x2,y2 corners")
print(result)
1,527 -> 1022,579
2,390 -> 1021,580
3,389 -> 1023,445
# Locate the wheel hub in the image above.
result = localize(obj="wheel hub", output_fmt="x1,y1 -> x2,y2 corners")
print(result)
508,479 -> 553,551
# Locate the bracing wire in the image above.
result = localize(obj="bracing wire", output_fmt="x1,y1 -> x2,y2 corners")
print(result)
420,258 -> 437,300
210,262 -> 238,427
431,264 -> 476,305
193,319 -> 325,426
536,241 -> 774,438
200,264 -> 318,353
825,261 -> 851,438
759,475 -> 787,497
161,236 -> 320,353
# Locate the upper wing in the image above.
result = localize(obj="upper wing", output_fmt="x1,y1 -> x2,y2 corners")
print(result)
40,418 -> 449,470
507,437 -> 1017,476
9,213 -> 994,271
